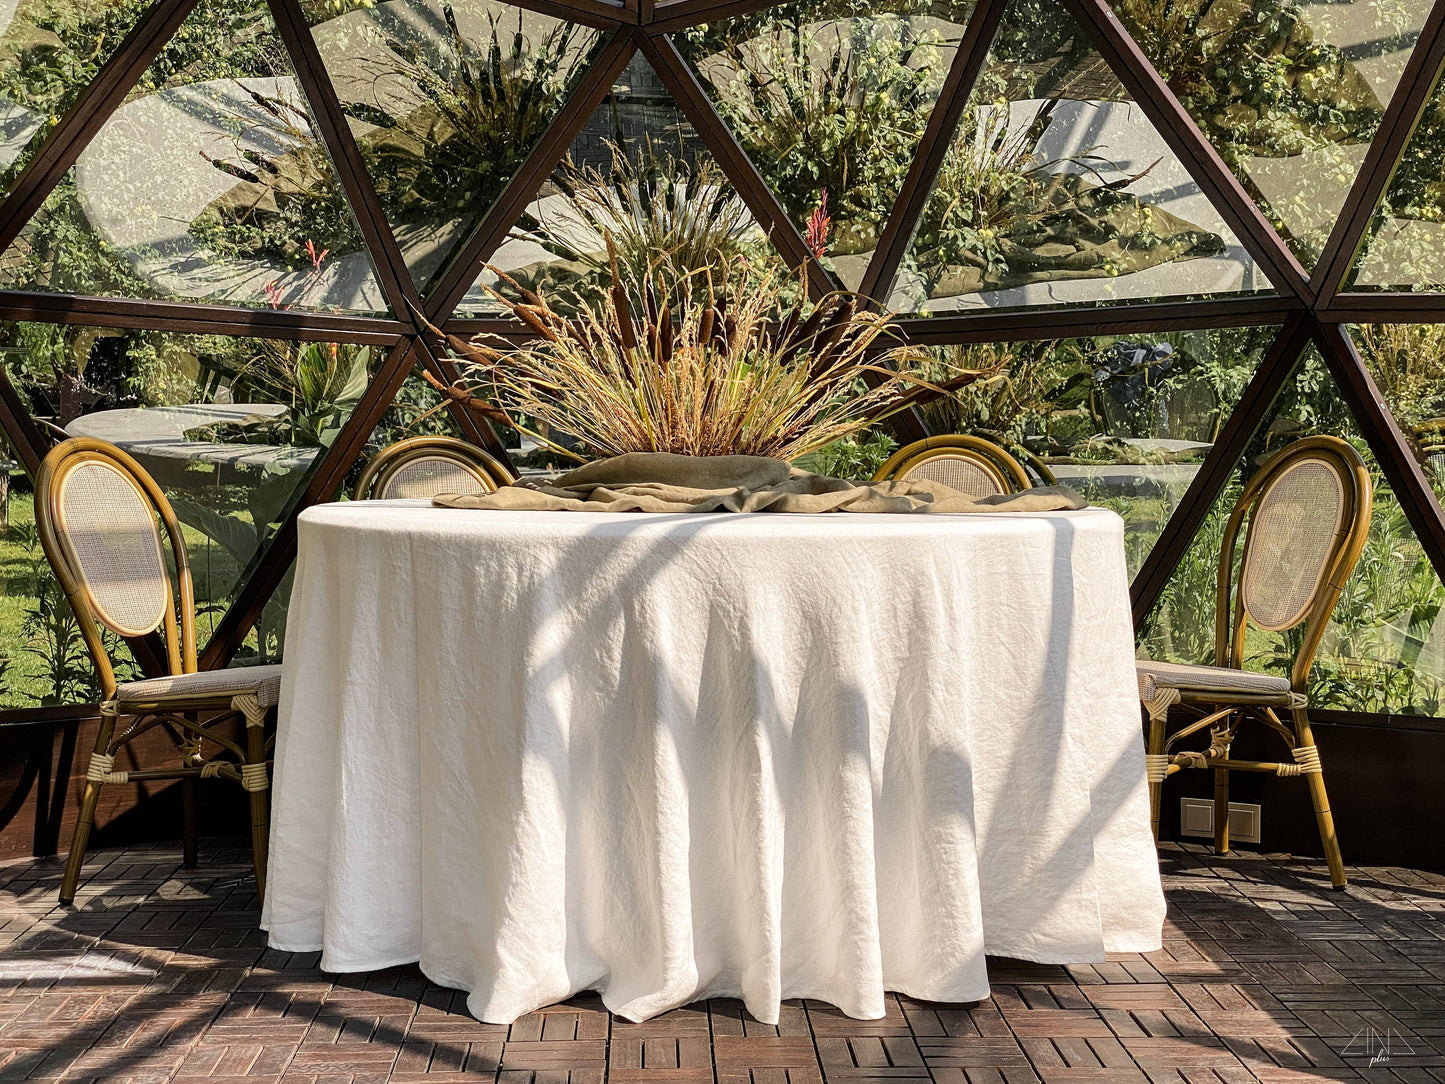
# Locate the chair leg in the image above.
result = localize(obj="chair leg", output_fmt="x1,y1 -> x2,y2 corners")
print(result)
181,711 -> 198,867
245,708 -> 270,904
1146,710 -> 1166,843
1293,706 -> 1346,889
60,706 -> 117,905
181,777 -> 198,868
1213,765 -> 1230,855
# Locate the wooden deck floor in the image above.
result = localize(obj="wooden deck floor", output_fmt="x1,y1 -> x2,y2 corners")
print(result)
0,844 -> 1441,1084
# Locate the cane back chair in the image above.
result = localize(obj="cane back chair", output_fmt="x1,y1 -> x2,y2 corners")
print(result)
354,435 -> 515,500
1136,435 -> 1372,889
873,434 -> 1043,497
36,438 -> 281,904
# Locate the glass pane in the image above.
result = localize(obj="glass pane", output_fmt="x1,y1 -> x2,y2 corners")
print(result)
0,0 -> 387,313
1350,323 -> 1445,502
1110,0 -> 1430,267
226,360 -> 461,667
451,52 -> 791,317
0,0 -> 156,191
306,0 -> 606,294
890,0 -> 1270,317
1140,347 -> 1445,717
0,321 -> 392,655
675,0 -> 971,291
913,326 -> 1275,578
1347,59 -> 1445,291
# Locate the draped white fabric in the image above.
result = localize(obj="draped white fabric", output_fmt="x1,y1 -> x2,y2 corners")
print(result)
263,502 -> 1164,1025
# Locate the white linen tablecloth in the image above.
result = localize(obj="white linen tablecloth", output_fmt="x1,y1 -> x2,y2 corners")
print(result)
263,502 -> 1165,1024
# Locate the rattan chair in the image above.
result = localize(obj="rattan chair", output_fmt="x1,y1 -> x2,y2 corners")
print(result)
354,435 -> 515,500
873,435 -> 1035,498
1137,435 -> 1372,889
35,438 -> 282,904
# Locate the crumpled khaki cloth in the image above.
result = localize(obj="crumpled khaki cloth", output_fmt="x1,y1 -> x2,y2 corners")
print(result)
433,452 -> 1087,514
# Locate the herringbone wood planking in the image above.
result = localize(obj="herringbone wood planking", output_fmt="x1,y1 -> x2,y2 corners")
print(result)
0,844 -> 1441,1084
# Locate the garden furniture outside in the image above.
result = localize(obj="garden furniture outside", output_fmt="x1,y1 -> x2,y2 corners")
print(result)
263,499 -> 1166,1025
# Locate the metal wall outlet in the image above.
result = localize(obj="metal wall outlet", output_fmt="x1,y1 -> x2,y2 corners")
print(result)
1179,798 -> 1262,844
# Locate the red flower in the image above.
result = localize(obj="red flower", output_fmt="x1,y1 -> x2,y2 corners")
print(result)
305,239 -> 329,272
263,280 -> 285,310
805,189 -> 831,260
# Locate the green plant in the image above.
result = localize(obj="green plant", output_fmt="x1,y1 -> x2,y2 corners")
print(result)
695,13 -> 947,253
907,100 -> 1223,299
350,6 -> 595,228
800,431 -> 899,480
190,88 -> 364,269
514,143 -> 769,303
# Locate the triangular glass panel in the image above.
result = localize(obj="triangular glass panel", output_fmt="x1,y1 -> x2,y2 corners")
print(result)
0,319 -> 395,655
899,325 -> 1276,579
888,0 -> 1271,317
0,0 -> 388,314
451,51 -> 794,318
1110,0 -> 1431,268
1345,62 -> 1445,291
305,0 -> 607,294
673,0 -> 973,292
1350,323 -> 1445,504
224,357 -> 468,663
0,0 -> 162,192
1140,346 -> 1445,717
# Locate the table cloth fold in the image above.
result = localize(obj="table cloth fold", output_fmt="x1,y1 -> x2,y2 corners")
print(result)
263,503 -> 1164,1024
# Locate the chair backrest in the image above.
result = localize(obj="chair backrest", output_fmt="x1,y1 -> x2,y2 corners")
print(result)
35,438 -> 196,699
354,436 -> 515,501
872,435 -> 1033,498
1216,435 -> 1373,690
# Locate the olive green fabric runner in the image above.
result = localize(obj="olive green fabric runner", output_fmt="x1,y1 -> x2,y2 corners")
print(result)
432,452 -> 1087,514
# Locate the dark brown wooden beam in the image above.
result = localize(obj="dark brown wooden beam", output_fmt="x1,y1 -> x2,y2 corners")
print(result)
858,0 -> 1006,305
0,365 -> 47,477
878,296 -> 1299,346
0,0 -> 200,255
639,33 -> 836,299
0,703 -> 100,729
649,0 -> 781,33
1320,293 -> 1445,324
198,338 -> 415,669
1063,0 -> 1313,303
424,33 -> 638,323
1314,318 -> 1445,579
1309,0 -> 1445,306
269,0 -> 422,324
0,291 -> 405,343
1129,314 -> 1311,624
505,0 -> 626,29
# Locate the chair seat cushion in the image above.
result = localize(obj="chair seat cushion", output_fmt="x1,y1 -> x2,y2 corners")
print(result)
117,664 -> 283,708
1137,659 -> 1291,698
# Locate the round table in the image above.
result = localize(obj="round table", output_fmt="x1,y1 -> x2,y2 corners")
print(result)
263,503 -> 1164,1025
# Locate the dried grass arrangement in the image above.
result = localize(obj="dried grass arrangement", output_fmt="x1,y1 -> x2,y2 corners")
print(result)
423,247 -> 989,463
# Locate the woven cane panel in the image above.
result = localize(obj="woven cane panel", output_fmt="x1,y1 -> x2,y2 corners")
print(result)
58,461 -> 169,636
1241,459 -> 1347,631
899,454 -> 1004,498
379,456 -> 494,500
